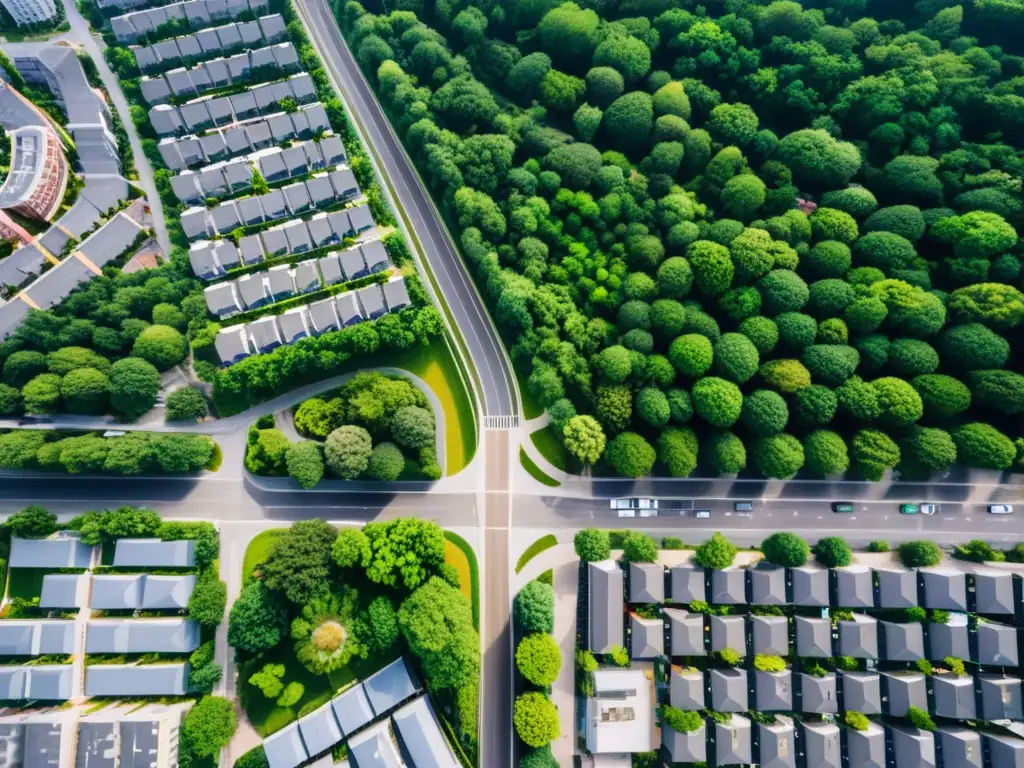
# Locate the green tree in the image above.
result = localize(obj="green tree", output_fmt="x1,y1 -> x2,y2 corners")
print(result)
585,66 -> 624,107
621,531 -> 658,562
538,2 -> 600,65
398,576 -> 480,692
574,528 -> 610,562
603,91 -> 654,152
713,333 -> 760,383
740,390 -> 788,436
692,377 -> 743,428
22,374 -> 61,414
911,375 -> 971,419
592,34 -> 651,84
851,429 -> 901,481
324,425 -> 373,480
605,432 -> 656,477
515,580 -> 555,634
188,574 -> 227,627
5,505 -> 57,538
954,539 -> 1002,563
940,323 -> 1009,371
520,747 -> 559,768
813,536 -> 852,567
661,706 -> 703,733
182,697 -> 236,757
803,430 -> 849,476
2,351 -> 46,387
514,692 -> 560,747
761,532 -> 809,567
261,519 -> 337,605
562,415 -> 605,465
753,434 -> 804,479
363,518 -> 446,590
951,423 -> 1016,470
359,596 -> 399,656
286,441 -> 325,489
166,387 -> 208,422
516,633 -> 562,687
694,532 -> 736,569
777,129 -> 861,189
132,325 -> 187,371
109,358 -> 161,420
898,540 -> 942,568
367,442 -> 405,481
248,662 -> 285,699
331,527 -> 371,569
949,283 -> 1024,329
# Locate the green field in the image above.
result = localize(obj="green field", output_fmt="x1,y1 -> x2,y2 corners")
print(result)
515,534 -> 558,574
520,448 -> 560,488
530,425 -> 573,474
242,529 -> 286,585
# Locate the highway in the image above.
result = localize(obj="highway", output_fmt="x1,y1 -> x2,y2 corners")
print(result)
297,0 -> 518,422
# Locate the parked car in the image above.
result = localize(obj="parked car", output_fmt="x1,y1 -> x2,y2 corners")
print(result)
695,510 -> 711,519
900,504 -> 919,515
988,504 -> 1014,514
920,504 -> 936,515
611,498 -> 658,517
733,501 -> 753,512
832,502 -> 854,513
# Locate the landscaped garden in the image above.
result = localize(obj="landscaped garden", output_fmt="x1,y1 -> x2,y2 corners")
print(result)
340,0 -> 1024,480
229,518 -> 480,762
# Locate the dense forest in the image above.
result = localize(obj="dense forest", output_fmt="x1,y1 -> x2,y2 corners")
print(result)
339,0 -> 1024,479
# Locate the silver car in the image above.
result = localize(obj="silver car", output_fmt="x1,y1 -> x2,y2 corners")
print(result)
988,504 -> 1014,514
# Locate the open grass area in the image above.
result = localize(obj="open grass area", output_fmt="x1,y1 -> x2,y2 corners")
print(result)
241,528 -> 286,585
520,448 -> 560,488
7,568 -> 50,600
517,368 -> 543,420
239,642 -> 339,737
443,531 -> 479,630
514,534 -> 558,574
530,425 -> 572,473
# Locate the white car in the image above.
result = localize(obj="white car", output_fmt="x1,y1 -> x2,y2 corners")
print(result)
988,504 -> 1014,514
695,510 -> 711,519
920,504 -> 936,515
610,498 -> 659,516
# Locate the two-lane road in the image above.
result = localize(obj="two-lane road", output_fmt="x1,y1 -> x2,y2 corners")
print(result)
298,0 -> 518,422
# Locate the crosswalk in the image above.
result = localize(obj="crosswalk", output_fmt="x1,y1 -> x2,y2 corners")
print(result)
483,415 -> 519,430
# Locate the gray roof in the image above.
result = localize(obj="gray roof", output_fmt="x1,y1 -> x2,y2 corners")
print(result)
630,614 -> 663,659
834,566 -> 874,608
215,325 -> 250,365
890,726 -> 936,768
937,728 -> 982,768
881,621 -> 925,661
39,573 -> 87,609
932,673 -> 976,719
749,564 -> 786,605
331,683 -> 373,736
978,674 -> 1023,720
363,656 -> 418,716
0,621 -> 74,655
799,672 -> 837,714
346,722 -> 401,768
986,734 -> 1024,768
975,571 -> 1016,615
391,695 -> 459,768
9,536 -> 92,568
262,722 -> 307,768
278,308 -> 309,344
754,669 -> 792,712
882,671 -> 927,716
709,569 -> 745,604
800,721 -> 840,768
84,664 -> 188,697
588,560 -> 623,654
23,666 -> 73,700
837,615 -> 878,658
757,718 -> 795,768
977,621 -> 1019,666
629,561 -> 665,604
141,575 -> 197,609
663,722 -> 706,764
669,666 -> 704,710
709,615 -> 745,656
791,564 -> 829,606
751,615 -> 789,656
845,723 -> 886,768
85,618 -> 200,654
383,277 -> 410,312
296,701 -> 342,759
308,297 -> 340,335
921,568 -> 968,611
841,671 -> 881,715
709,668 -> 747,712
91,574 -> 144,610
876,568 -> 918,608
0,712 -> 73,768
928,614 -> 970,661
794,617 -> 831,657
713,715 -> 751,765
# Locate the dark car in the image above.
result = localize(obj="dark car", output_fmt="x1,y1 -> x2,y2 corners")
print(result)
832,502 -> 854,513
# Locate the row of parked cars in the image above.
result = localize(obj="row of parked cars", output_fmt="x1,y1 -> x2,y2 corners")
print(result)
610,498 -> 1015,517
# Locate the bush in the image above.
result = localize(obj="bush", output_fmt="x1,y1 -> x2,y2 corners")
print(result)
166,387 -> 208,422
912,374 -> 971,419
109,358 -> 161,420
2,351 -> 47,387
867,540 -> 889,552
844,298 -> 888,334
516,633 -> 562,687
759,359 -> 811,393
753,654 -> 787,673
635,388 -> 670,427
520,747 -> 559,768
907,706 -> 936,732
819,187 -> 878,218
515,580 -> 555,634
845,711 -> 870,731
657,257 -> 693,298
712,333 -> 760,383
668,334 -> 714,378
621,531 -> 658,562
864,205 -> 926,241
813,536 -> 852,567
804,241 -> 852,280
692,377 -> 743,428
954,539 -> 1002,563
898,540 -> 942,568
367,442 -> 406,481
760,532 -> 809,566
969,370 -> 1024,415
793,385 -> 837,426
694,532 -> 736,569
940,323 -> 1009,370
887,340 -> 938,377
810,208 -> 859,244
513,692 -> 560,747
803,430 -> 849,476
182,697 -> 236,757
688,240 -> 734,296
22,374 -> 61,414
757,270 -> 809,316
776,129 -> 861,189
901,427 -> 957,474
286,441 -> 325,489
324,426 -> 373,479
740,390 -> 788,436
738,316 -> 778,354
605,432 -> 656,477
951,422 -> 1016,470
851,429 -> 901,480
802,345 -> 859,386
188,574 -> 227,627
5,505 -> 57,538
706,430 -> 746,474
391,406 -> 435,450
661,706 -> 703,733
132,325 -> 187,371
872,377 -> 923,426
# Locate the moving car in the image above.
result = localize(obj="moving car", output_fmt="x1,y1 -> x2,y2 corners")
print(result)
832,502 -> 854,513
900,504 -> 919,514
695,510 -> 711,519
920,504 -> 936,515
733,501 -> 753,512
988,504 -> 1014,514
610,498 -> 658,517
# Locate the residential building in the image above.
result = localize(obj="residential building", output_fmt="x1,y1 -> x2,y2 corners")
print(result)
588,560 -> 623,654
0,0 -> 56,25
113,538 -> 197,568
0,126 -> 68,223
584,669 -> 654,754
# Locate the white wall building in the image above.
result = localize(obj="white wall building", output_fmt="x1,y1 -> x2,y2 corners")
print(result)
0,0 -> 56,25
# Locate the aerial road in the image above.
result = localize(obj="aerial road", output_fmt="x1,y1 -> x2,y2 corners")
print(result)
296,0 -> 518,423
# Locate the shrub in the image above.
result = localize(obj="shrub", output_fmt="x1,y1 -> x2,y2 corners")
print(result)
951,423 -> 1016,470
740,390 -> 788,436
753,654 -> 787,673
807,279 -> 855,319
574,528 -> 610,563
132,325 -> 187,371
635,388 -> 670,427
22,374 -> 61,414
688,240 -> 734,296
515,580 -> 555,634
286,441 -> 325,489
324,426 -> 373,480
737,316 -> 778,354
692,377 -> 743,428
819,187 -> 878,218
853,231 -> 916,272
867,540 -> 889,552
166,387 -> 208,422
899,540 -> 942,568
844,298 -> 888,334
761,532 -> 809,566
516,633 -> 562,687
851,429 -> 900,480
954,539 -> 1002,563
887,340 -> 938,377
605,432 -> 656,477
367,442 -> 405,481
391,406 -> 435,450
658,427 -> 698,476
711,333 -> 760,384
520,747 -> 559,768
802,345 -> 859,387
188,574 -> 227,627
661,706 -> 703,733
911,375 -> 971,419
940,323 -> 1009,371
706,430 -> 747,474
872,377 -> 923,426
109,358 -> 161,420
845,712 -> 870,731
759,359 -> 811,393
513,692 -> 560,747
621,531 -> 658,562
969,370 -> 1024,415
694,532 -> 736,569
813,536 -> 852,567
804,241 -> 852,280
5,505 -> 57,538
182,697 -> 236,757
864,205 -> 926,241
657,257 -> 693,298
775,312 -> 818,350
757,270 -> 809,315
668,334 -> 714,378
59,368 -> 110,415
901,427 -> 957,473
793,385 -> 837,426
2,351 -> 47,387
803,430 -> 849,476
907,706 -> 936,731
810,208 -> 859,244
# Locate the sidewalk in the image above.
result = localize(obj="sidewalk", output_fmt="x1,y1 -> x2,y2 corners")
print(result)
514,541 -> 579,767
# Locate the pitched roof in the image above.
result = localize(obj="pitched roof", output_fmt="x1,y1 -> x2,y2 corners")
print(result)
262,722 -> 308,768
794,617 -> 831,657
834,566 -> 874,608
331,684 -> 373,736
937,728 -> 982,768
749,564 -> 786,605
347,722 -> 402,768
841,671 -> 881,715
663,722 -> 706,764
791,564 -> 829,606
712,715 -> 751,765
589,560 -> 623,654
0,621 -> 74,656
751,615 -> 789,656
876,569 -> 918,608
986,734 -> 1024,768
977,621 -> 1019,666
141,575 -> 197,609
978,674 -> 1023,720
974,571 -> 1015,615
709,615 -> 745,656
9,536 -> 92,568
664,608 -> 704,657
754,669 -> 792,712
84,664 -> 188,697
296,701 -> 342,759
880,621 -> 925,661
890,726 -> 936,768
85,619 -> 201,654
709,569 -> 745,604
709,668 -> 748,712
845,722 -> 886,768
882,671 -> 928,716
630,614 -> 663,659
39,573 -> 88,609
921,568 -> 968,611
837,615 -> 878,659
928,614 -> 970,661
800,721 -> 840,768
757,717 -> 795,768
391,695 -> 460,768
363,657 -> 419,716
628,562 -> 664,603
91,575 -> 144,610
932,674 -> 977,719
799,672 -> 837,714
669,566 -> 704,603
112,539 -> 196,567
669,666 -> 704,710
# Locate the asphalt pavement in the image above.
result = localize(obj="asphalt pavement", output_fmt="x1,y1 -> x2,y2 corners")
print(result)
297,0 -> 518,421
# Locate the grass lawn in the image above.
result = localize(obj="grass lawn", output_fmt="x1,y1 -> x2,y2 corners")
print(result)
514,534 -> 558,574
530,425 -> 574,473
520,448 -> 560,488
517,367 -> 543,420
7,568 -> 51,600
242,529 -> 287,585
443,532 -> 479,630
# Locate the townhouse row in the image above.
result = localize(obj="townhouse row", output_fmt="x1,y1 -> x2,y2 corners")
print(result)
213,275 -> 411,365
110,0 -> 268,39
130,12 -> 287,71
202,238 -> 390,317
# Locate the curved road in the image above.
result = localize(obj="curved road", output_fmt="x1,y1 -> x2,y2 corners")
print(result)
298,0 -> 518,422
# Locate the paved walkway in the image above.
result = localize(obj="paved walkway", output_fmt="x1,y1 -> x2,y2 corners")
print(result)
513,541 -> 579,767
